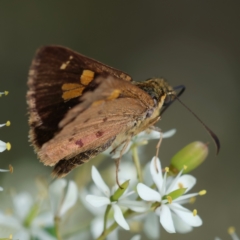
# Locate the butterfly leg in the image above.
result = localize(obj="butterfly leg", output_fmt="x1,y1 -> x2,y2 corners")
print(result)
115,137 -> 132,188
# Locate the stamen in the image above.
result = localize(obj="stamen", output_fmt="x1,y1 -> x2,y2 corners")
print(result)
193,209 -> 197,216
6,142 -> 11,151
189,197 -> 196,204
9,165 -> 13,173
165,167 -> 169,173
6,121 -> 10,126
228,227 -> 235,235
167,196 -> 172,204
0,91 -> 8,96
178,182 -> 184,188
199,190 -> 207,196
183,165 -> 187,170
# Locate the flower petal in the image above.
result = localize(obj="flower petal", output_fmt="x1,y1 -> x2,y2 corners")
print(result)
0,212 -> 22,237
91,216 -> 104,239
150,157 -> 163,193
13,192 -> 33,221
137,183 -> 161,202
86,195 -> 110,207
143,162 -> 153,186
162,129 -> 176,138
49,179 -> 67,215
80,188 -> 105,216
59,181 -> 78,216
169,203 -> 202,227
172,212 -> 193,233
173,192 -> 198,203
130,234 -> 141,240
158,205 -> 175,233
112,204 -> 130,230
0,140 -> 7,152
143,212 -> 160,239
31,227 -> 56,240
119,199 -> 149,212
92,166 -> 110,197
167,174 -> 196,194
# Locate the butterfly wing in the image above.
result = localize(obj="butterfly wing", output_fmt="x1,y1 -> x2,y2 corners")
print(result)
27,46 -> 132,150
38,76 -> 155,176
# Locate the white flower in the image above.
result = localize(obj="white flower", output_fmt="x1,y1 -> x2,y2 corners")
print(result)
137,157 -> 203,234
216,227 -> 239,240
0,192 -> 54,240
86,166 -> 148,231
130,235 -> 141,240
0,121 -> 11,152
0,91 -> 8,97
106,129 -> 176,158
0,165 -> 13,191
49,179 -> 78,217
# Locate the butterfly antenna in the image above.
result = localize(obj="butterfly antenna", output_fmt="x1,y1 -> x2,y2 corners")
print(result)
175,96 -> 220,155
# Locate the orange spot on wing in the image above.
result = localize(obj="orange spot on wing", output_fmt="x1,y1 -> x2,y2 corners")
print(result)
91,89 -> 121,107
62,86 -> 85,100
80,70 -> 95,85
107,89 -> 121,100
92,100 -> 105,107
62,83 -> 82,90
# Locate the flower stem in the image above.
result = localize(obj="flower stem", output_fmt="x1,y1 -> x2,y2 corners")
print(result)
132,146 -> 143,182
54,216 -> 62,240
103,205 -> 111,232
97,209 -> 135,240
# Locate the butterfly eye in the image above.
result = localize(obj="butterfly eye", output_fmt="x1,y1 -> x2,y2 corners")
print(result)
153,97 -> 158,107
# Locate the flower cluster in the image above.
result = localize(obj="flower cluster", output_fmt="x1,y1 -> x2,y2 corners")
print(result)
0,91 -> 12,192
0,127 -> 211,239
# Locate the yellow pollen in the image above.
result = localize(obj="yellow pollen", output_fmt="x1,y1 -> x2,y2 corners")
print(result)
178,182 -> 184,189
189,197 -> 196,204
228,227 -> 235,235
199,190 -> 207,196
9,165 -> 13,173
193,209 -> 197,216
9,234 -> 13,239
4,91 -> 9,95
167,196 -> 172,204
6,121 -> 10,126
6,142 -> 11,151
165,167 -> 169,173
183,165 -> 187,170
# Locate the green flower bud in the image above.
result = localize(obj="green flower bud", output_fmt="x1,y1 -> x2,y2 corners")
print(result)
169,141 -> 208,174
110,180 -> 129,202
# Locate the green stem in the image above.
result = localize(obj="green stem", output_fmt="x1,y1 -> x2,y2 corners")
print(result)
97,209 -> 134,240
54,216 -> 62,240
103,205 -> 111,232
132,146 -> 143,182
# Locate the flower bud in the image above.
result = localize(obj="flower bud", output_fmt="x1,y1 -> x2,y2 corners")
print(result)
110,180 -> 129,201
169,141 -> 208,174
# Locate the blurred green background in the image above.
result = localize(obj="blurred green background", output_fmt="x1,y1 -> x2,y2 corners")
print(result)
0,1 -> 239,239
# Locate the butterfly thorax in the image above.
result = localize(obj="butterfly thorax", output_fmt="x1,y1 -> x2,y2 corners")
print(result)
133,78 -> 174,103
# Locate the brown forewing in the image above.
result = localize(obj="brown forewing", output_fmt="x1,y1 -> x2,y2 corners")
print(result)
27,46 -> 132,150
